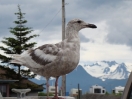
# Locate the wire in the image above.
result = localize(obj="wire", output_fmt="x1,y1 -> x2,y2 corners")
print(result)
39,8 -> 62,34
38,3 -> 69,34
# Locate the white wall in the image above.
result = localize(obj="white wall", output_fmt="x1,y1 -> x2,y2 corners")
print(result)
89,85 -> 106,94
49,86 -> 59,94
114,86 -> 124,94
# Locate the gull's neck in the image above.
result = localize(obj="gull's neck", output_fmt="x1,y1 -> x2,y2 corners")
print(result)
65,26 -> 80,41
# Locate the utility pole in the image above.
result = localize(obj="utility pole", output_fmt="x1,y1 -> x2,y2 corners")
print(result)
62,0 -> 65,40
62,0 -> 66,96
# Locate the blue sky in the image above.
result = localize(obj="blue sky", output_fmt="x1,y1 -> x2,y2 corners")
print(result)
0,0 -> 132,66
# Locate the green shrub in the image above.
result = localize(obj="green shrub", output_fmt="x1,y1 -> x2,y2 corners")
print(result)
105,91 -> 109,95
38,92 -> 54,96
115,92 -> 122,96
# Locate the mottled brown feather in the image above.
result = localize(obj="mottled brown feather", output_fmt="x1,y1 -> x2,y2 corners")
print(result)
30,44 -> 60,66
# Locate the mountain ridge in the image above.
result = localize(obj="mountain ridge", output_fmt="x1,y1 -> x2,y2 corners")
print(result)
81,61 -> 131,81
30,61 -> 130,93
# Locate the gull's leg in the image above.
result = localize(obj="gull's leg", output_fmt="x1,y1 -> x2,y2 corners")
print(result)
54,76 -> 59,99
46,77 -> 50,99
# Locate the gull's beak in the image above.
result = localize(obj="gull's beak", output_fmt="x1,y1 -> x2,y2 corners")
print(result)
87,24 -> 97,28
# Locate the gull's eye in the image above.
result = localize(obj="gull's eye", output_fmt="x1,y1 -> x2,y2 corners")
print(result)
77,20 -> 81,23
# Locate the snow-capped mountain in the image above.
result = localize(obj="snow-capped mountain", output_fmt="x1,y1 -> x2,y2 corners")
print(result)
81,61 -> 132,81
31,62 -> 129,93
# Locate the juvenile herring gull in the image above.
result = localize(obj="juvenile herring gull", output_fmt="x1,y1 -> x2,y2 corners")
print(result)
10,19 -> 97,99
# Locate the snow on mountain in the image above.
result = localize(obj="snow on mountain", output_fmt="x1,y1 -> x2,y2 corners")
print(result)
34,75 -> 55,80
110,63 -> 129,78
81,61 -> 131,81
35,75 -> 45,80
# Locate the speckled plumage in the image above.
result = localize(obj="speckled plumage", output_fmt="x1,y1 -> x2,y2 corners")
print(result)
10,19 -> 97,98
11,19 -> 96,78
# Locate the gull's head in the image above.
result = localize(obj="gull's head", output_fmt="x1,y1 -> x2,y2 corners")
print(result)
67,19 -> 97,31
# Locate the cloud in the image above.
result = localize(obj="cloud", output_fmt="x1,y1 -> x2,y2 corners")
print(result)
89,1 -> 132,47
80,42 -> 132,64
0,0 -> 132,65
1,0 -> 132,46
64,0 -> 132,48
0,1 -> 62,37
79,33 -> 90,42
106,15 -> 132,47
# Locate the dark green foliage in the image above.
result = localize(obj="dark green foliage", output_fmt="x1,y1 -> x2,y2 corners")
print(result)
105,91 -> 109,95
38,92 -> 54,96
0,5 -> 38,86
0,54 -> 11,63
115,92 -> 122,96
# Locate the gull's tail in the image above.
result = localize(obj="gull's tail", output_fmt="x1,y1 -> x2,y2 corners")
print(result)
9,48 -> 33,65
10,59 -> 23,65
10,54 -> 25,65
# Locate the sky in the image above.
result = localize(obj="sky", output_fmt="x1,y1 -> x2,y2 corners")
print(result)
0,0 -> 132,66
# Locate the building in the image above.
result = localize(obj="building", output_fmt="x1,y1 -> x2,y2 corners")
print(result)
0,66 -> 44,97
89,85 -> 106,94
49,86 -> 59,94
112,86 -> 124,94
70,88 -> 82,97
0,80 -> 18,97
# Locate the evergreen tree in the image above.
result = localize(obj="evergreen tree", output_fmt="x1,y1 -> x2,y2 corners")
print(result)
0,5 -> 38,82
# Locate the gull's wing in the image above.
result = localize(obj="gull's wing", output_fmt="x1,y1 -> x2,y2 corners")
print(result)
30,43 -> 61,66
